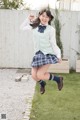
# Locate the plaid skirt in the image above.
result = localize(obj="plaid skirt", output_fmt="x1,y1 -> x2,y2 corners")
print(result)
31,50 -> 59,67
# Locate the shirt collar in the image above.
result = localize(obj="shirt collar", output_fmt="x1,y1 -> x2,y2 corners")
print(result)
39,23 -> 48,26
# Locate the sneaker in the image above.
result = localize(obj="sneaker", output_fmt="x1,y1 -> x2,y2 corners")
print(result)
40,81 -> 46,94
57,77 -> 63,91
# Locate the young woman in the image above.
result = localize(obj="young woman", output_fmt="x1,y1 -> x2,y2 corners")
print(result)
20,8 -> 63,94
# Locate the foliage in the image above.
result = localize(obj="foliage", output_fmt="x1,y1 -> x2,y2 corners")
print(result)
54,9 -> 63,57
0,0 -> 24,9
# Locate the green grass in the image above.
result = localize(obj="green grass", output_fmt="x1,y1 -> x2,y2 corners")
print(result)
30,73 -> 80,120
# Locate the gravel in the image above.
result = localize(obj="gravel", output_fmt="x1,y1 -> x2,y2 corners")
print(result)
0,69 -> 36,120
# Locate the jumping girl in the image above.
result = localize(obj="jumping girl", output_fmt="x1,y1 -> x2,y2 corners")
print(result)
20,8 -> 63,94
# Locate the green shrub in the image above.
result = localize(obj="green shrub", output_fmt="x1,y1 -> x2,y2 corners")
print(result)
54,9 -> 63,57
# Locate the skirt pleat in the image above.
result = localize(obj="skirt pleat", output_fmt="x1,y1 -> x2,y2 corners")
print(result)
31,50 -> 58,67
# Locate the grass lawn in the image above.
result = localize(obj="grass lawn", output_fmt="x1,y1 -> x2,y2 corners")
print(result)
30,73 -> 80,120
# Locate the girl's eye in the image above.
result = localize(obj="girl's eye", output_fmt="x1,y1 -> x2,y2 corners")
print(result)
46,16 -> 49,18
42,15 -> 49,18
42,15 -> 45,17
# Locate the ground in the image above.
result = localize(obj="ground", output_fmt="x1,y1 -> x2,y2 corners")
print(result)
0,69 -> 36,120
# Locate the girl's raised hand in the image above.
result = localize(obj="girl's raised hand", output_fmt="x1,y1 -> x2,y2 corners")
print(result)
29,15 -> 35,22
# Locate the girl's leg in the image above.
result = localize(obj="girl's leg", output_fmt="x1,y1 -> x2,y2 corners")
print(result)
36,64 -> 51,94
37,64 -> 51,80
31,66 -> 47,94
31,67 -> 39,81
37,64 -> 63,91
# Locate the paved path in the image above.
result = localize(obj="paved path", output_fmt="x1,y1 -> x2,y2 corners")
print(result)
0,69 -> 36,120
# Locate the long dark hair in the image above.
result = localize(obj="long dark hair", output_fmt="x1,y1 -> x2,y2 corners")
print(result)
30,8 -> 54,29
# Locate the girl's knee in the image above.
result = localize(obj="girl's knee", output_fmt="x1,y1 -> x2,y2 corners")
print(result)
31,74 -> 37,80
37,71 -> 44,80
31,72 -> 39,81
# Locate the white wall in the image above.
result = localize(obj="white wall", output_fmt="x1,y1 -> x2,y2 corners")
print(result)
59,0 -> 80,11
59,11 -> 80,69
0,10 -> 80,69
0,10 -> 35,68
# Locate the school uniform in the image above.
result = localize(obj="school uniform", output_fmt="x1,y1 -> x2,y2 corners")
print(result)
20,18 -> 61,67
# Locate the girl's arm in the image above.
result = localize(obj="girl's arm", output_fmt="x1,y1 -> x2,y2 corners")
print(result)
49,27 -> 61,59
20,15 -> 35,31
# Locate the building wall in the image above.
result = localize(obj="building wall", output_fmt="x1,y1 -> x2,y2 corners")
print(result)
0,10 -> 35,68
59,11 -> 80,69
59,0 -> 80,11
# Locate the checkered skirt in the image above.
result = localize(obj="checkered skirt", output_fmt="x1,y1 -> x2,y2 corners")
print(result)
31,50 -> 59,67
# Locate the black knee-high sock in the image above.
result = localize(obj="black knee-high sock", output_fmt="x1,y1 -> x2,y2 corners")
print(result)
49,73 -> 60,83
38,80 -> 46,87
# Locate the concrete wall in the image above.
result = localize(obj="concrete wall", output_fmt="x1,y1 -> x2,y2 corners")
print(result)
59,0 -> 80,11
0,10 -> 35,68
0,10 -> 80,69
59,11 -> 80,69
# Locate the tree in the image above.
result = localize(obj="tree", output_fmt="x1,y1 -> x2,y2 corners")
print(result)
0,0 -> 24,9
54,9 -> 63,57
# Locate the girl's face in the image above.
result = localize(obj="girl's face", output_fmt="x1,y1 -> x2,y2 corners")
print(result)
39,12 -> 50,25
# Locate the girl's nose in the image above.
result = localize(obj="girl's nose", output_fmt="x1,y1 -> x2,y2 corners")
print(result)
43,18 -> 47,21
